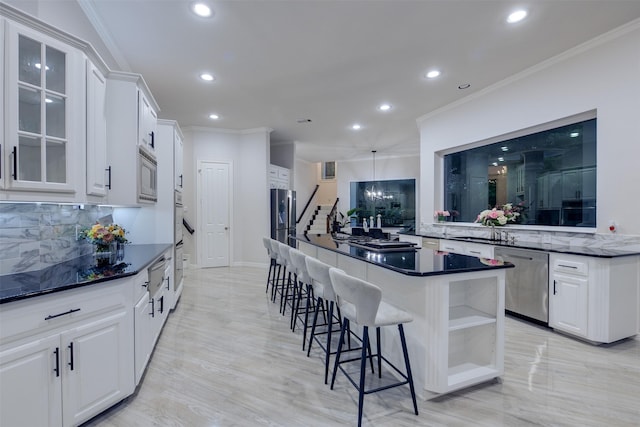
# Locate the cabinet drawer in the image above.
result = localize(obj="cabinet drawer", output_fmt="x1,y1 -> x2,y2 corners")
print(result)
439,240 -> 465,255
422,238 -> 439,250
0,279 -> 131,344
465,242 -> 494,259
552,258 -> 588,276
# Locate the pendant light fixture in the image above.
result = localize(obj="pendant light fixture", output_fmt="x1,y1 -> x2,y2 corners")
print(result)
365,150 -> 381,200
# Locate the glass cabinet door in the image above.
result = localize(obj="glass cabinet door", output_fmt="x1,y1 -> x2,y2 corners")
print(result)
16,34 -> 68,186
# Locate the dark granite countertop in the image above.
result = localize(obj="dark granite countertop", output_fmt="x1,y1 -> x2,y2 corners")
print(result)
295,234 -> 514,277
407,232 -> 640,258
0,244 -> 172,304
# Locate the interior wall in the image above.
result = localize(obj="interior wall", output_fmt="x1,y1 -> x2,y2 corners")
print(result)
270,141 -> 295,170
418,21 -> 640,236
182,127 -> 270,267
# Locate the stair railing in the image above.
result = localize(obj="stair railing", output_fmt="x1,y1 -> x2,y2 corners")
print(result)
326,198 -> 340,233
296,184 -> 320,225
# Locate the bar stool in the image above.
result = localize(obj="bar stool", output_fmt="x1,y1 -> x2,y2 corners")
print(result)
269,239 -> 286,305
262,237 -> 278,295
277,242 -> 302,325
288,248 -> 315,345
328,268 -> 418,427
304,256 -> 343,384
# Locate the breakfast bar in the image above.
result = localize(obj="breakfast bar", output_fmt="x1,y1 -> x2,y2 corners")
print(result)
295,234 -> 514,399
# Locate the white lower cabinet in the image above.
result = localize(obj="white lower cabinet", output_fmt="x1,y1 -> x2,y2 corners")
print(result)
60,309 -> 131,427
0,334 -> 62,427
0,278 -> 134,427
549,272 -> 588,337
133,291 -> 151,385
549,253 -> 639,343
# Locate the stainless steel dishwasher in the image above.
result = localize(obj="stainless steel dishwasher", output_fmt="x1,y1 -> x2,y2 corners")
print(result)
494,246 -> 549,324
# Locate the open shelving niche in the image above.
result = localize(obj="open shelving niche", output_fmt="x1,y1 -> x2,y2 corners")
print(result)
446,276 -> 502,390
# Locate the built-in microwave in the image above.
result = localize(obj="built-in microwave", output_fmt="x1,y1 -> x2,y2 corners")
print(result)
138,148 -> 158,203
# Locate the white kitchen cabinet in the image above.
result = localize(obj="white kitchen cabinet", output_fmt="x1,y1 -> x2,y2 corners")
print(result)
60,308 -> 130,427
268,164 -> 290,189
0,334 -> 62,427
105,71 -> 160,206
85,59 -> 108,199
138,90 -> 157,153
0,278 -> 134,427
1,19 -> 84,201
549,253 -> 639,343
174,126 -> 184,191
133,291 -> 151,385
439,239 -> 494,259
550,268 -> 589,337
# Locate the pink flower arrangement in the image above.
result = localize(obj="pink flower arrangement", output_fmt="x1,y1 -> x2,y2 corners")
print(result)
434,210 -> 450,218
475,203 -> 520,226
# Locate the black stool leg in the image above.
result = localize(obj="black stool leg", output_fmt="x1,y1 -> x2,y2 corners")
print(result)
357,326 -> 369,427
307,296 -> 322,356
399,324 -> 419,415
376,327 -> 382,378
330,318 -> 349,390
324,300 -> 334,384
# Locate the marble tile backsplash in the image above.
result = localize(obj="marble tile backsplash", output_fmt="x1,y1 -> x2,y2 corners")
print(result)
421,223 -> 640,251
0,203 -> 114,276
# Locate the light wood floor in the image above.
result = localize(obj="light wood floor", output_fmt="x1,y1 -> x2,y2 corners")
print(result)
84,266 -> 640,427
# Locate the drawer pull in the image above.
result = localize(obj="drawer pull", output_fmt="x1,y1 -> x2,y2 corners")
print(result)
558,264 -> 578,269
45,308 -> 81,321
468,250 -> 481,255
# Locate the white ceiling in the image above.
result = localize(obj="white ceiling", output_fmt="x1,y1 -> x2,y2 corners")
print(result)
82,0 -> 640,163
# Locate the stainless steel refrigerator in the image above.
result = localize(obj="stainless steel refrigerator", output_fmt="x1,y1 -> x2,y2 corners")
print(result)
270,189 -> 296,246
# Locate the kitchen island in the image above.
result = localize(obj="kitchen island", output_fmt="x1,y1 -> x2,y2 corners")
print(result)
295,234 -> 514,398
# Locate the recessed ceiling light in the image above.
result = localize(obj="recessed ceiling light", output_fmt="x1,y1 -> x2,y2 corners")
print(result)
351,124 -> 361,130
492,162 -> 498,167
200,73 -> 214,81
426,70 -> 441,79
192,2 -> 212,17
498,157 -> 505,162
507,10 -> 527,23
570,132 -> 580,137
209,113 -> 219,120
378,103 -> 392,112
501,146 -> 509,151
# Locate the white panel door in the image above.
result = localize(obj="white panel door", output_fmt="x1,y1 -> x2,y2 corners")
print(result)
199,161 -> 230,268
61,309 -> 132,427
0,334 -> 63,427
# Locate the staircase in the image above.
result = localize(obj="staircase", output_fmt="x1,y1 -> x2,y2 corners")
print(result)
306,205 -> 333,234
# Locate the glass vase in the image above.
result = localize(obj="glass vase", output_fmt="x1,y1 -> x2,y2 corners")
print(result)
94,242 -> 117,267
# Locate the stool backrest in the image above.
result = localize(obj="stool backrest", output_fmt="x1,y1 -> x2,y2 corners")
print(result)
289,248 -> 311,284
269,239 -> 282,263
329,268 -> 381,327
278,242 -> 294,271
262,237 -> 273,257
305,256 -> 337,302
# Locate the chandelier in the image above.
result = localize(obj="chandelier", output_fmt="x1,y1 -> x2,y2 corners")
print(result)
365,150 -> 390,200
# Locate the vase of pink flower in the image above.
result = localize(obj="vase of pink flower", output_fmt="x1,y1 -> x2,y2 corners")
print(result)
475,203 -> 520,227
434,210 -> 450,223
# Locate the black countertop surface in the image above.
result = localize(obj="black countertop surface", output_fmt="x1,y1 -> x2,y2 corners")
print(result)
295,234 -> 513,277
0,244 -> 172,304
408,232 -> 640,258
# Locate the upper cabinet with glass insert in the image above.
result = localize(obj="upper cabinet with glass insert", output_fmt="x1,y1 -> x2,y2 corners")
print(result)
2,20 -> 83,198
